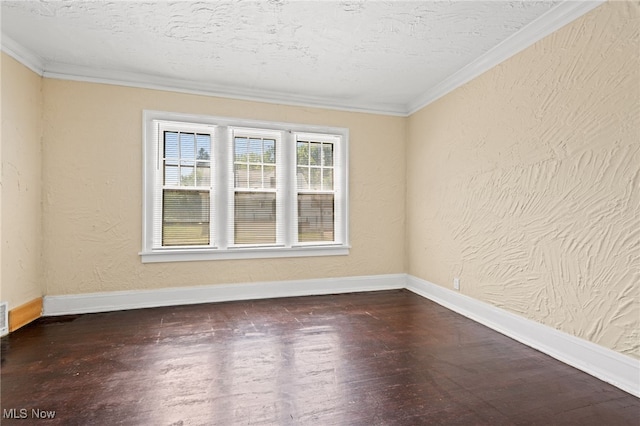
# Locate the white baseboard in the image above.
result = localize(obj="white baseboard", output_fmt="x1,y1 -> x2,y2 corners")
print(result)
406,275 -> 640,398
43,273 -> 405,316
42,272 -> 639,398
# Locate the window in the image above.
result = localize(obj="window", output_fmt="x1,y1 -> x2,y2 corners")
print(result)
295,134 -> 341,244
141,111 -> 349,262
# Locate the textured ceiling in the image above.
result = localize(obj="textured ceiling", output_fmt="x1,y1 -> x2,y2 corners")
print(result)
2,1 -> 576,114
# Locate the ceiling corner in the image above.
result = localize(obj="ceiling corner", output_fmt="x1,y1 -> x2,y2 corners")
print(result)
1,32 -> 45,76
406,0 -> 606,116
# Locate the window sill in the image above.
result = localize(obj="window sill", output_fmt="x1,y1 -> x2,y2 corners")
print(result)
139,245 -> 350,263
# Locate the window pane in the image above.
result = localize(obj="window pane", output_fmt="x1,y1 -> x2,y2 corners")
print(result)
181,166 -> 195,186
234,192 -> 276,245
235,137 -> 249,162
310,142 -> 321,165
249,138 -> 262,163
164,132 -> 179,158
322,168 -> 333,190
180,133 -> 195,159
298,193 -> 334,242
196,162 -> 210,186
164,164 -> 179,186
196,134 -> 211,160
264,165 -> 276,189
235,163 -> 248,188
322,144 -> 333,166
249,164 -> 262,188
297,141 -> 309,165
297,167 -> 309,190
162,190 -> 210,246
310,167 -> 321,190
264,139 -> 276,163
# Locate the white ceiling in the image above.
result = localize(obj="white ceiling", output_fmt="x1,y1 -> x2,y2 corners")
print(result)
1,1 -> 602,115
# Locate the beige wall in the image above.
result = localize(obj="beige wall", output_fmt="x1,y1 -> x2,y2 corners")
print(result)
407,1 -> 639,359
1,54 -> 43,309
41,80 -> 406,295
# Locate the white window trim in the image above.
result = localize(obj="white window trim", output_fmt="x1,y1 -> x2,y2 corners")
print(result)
141,110 -> 350,263
228,127 -> 284,248
292,132 -> 344,247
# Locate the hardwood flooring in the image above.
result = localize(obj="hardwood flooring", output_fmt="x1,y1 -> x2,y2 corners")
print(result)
1,290 -> 638,425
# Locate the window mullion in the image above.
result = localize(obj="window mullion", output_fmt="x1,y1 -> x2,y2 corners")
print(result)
281,131 -> 294,248
150,120 -> 162,249
215,126 -> 229,250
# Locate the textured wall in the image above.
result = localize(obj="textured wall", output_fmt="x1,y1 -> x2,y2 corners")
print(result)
41,80 -> 406,295
1,54 -> 43,309
407,2 -> 639,359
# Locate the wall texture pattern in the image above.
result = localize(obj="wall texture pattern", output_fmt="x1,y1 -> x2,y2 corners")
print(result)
41,81 -> 406,296
407,2 -> 639,359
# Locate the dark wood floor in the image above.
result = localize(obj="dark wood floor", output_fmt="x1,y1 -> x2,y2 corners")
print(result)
1,290 -> 638,425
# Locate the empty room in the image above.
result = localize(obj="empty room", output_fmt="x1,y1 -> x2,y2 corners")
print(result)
1,0 -> 638,424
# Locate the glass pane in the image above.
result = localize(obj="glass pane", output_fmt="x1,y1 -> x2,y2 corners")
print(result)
322,168 -> 333,190
297,167 -> 309,190
162,190 -> 210,246
297,141 -> 308,165
180,166 -> 195,186
249,164 -> 262,188
310,142 -> 321,165
164,132 -> 179,159
235,137 -> 249,162
234,192 -> 276,245
322,144 -> 333,166
196,162 -> 210,186
180,133 -> 195,159
235,163 -> 248,188
264,165 -> 276,189
196,134 -> 211,160
263,139 -> 276,164
298,193 -> 334,242
310,167 -> 321,190
164,164 -> 179,186
249,138 -> 262,163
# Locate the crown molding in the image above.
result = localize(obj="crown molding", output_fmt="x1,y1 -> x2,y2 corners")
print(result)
0,33 -> 405,116
2,0 -> 605,117
42,63 -> 407,116
406,0 -> 606,115
0,33 -> 44,76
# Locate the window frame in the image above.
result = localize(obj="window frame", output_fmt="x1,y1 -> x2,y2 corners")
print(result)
229,127 -> 284,249
141,110 -> 349,263
293,132 -> 344,247
155,121 -> 216,249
